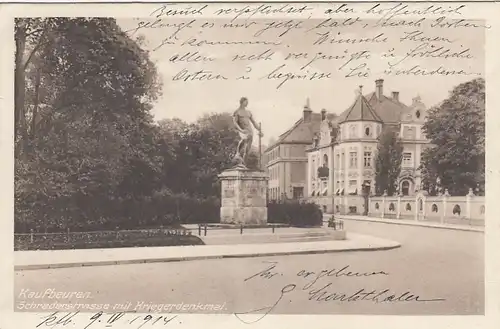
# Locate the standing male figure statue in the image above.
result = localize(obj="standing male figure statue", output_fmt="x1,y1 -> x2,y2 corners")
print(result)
232,97 -> 263,168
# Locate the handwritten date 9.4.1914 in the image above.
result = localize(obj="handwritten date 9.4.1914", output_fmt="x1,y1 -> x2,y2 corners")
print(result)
36,311 -> 178,329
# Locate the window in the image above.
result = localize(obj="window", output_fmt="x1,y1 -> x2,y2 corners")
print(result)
403,152 -> 412,167
348,180 -> 357,195
341,152 -> 345,169
323,154 -> 328,167
336,154 -> 340,169
349,152 -> 358,168
349,125 -> 356,138
403,126 -> 416,139
415,110 -> 421,118
293,187 -> 304,199
375,203 -> 379,210
311,159 -> 315,179
363,151 -> 372,168
365,126 -> 371,137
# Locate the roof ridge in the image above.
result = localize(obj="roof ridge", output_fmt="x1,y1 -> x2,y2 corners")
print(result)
340,92 -> 382,123
360,94 -> 383,121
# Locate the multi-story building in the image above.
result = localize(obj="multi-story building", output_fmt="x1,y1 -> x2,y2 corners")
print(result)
265,99 -> 336,201
306,79 -> 430,214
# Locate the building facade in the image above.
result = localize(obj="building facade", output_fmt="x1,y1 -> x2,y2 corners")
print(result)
306,79 -> 430,214
265,99 -> 336,201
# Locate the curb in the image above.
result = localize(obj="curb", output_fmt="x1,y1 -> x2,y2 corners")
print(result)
336,216 -> 484,232
14,243 -> 400,271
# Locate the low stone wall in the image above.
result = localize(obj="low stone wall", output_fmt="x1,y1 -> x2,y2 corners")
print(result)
367,193 -> 484,224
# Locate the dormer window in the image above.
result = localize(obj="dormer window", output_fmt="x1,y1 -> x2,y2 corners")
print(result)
415,110 -> 421,119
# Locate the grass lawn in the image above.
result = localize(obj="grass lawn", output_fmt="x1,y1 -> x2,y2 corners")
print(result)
14,228 -> 205,251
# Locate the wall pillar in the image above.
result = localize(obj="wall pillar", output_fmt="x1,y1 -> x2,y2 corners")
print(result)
441,195 -> 447,224
466,188 -> 474,220
414,197 -> 419,221
368,197 -> 371,216
381,190 -> 387,218
396,195 -> 401,219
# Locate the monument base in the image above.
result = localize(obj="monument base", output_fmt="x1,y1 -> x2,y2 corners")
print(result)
218,168 -> 269,225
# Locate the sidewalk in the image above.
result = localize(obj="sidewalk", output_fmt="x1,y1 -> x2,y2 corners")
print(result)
333,214 -> 484,232
14,232 -> 400,271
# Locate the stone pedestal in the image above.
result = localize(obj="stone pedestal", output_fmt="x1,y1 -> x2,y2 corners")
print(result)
218,169 -> 269,225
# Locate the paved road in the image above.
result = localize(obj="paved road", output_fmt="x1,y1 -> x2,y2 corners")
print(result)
14,220 -> 484,315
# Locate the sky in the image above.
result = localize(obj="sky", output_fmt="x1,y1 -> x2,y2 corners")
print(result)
117,14 -> 485,145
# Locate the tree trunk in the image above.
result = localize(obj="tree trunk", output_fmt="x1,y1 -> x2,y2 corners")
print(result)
14,23 -> 27,153
30,68 -> 41,139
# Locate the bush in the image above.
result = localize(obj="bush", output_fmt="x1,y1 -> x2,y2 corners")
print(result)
15,187 -> 221,233
267,200 -> 323,227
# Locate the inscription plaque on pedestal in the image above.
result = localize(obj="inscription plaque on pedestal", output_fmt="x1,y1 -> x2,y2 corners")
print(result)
218,169 -> 269,225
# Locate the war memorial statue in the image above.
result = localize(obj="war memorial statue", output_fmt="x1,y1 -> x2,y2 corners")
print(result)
232,97 -> 263,169
218,97 -> 269,225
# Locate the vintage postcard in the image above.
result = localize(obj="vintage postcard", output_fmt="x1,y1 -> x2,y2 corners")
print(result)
1,1 -> 499,329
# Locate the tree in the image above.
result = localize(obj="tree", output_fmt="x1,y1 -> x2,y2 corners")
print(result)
15,18 -> 163,232
420,78 -> 485,196
374,128 -> 403,196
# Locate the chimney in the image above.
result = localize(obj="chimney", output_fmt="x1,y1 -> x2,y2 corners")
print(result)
375,79 -> 384,99
303,98 -> 312,122
392,91 -> 399,102
321,109 -> 327,121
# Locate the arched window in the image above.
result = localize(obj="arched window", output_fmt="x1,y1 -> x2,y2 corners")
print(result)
453,205 -> 461,216
419,199 -> 423,211
323,154 -> 328,167
375,202 -> 379,210
406,203 -> 411,211
389,203 -> 395,211
432,204 -> 438,212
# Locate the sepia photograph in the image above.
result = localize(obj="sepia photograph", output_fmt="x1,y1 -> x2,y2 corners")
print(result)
5,1 -> 494,326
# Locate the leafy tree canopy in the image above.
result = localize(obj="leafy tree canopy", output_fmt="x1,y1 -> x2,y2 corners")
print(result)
420,78 -> 485,196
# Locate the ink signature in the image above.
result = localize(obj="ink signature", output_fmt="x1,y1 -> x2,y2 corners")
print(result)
234,261 -> 445,323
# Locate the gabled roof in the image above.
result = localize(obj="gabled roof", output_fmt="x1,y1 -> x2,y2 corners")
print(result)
366,92 -> 412,124
338,91 -> 412,125
265,112 -> 336,152
338,90 -> 382,123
